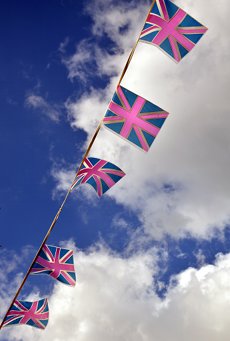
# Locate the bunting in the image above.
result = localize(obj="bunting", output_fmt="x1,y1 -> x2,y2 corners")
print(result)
30,244 -> 76,286
2,298 -> 49,330
71,157 -> 125,197
103,85 -> 169,151
140,0 -> 208,62
0,0 -> 208,333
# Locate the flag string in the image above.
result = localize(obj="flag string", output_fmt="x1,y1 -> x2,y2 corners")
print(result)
0,0 -> 156,329
0,122 -> 102,330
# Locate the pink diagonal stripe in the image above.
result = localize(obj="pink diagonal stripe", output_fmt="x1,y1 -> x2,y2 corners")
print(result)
43,244 -> 54,262
14,301 -> 27,311
84,158 -> 93,168
93,170 -> 115,188
168,35 -> 180,62
94,174 -> 103,196
71,174 -> 84,189
109,96 -> 160,138
147,13 -> 167,29
3,315 -> 22,326
141,24 -> 160,37
158,0 -> 170,21
60,271 -> 76,286
60,250 -> 73,263
134,126 -> 149,151
117,86 -> 131,111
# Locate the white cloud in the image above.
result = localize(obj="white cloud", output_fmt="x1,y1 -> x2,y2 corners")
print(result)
51,167 -> 75,196
25,94 -> 61,123
2,246 -> 230,341
61,40 -> 97,82
0,246 -> 34,317
54,0 -> 230,240
60,0 -> 148,82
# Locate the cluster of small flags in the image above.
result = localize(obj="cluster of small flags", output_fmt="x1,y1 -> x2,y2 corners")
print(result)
3,245 -> 76,330
1,0 -> 207,331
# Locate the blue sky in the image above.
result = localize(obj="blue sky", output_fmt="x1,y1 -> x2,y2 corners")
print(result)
1,0 -> 230,340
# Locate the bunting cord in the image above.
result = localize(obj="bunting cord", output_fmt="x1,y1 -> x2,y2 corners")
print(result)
0,123 -> 102,330
0,188 -> 71,330
73,121 -> 103,179
0,0 -> 156,330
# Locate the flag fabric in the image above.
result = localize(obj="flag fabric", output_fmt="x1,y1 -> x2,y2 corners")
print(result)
140,0 -> 208,62
30,244 -> 76,286
2,298 -> 49,329
71,157 -> 125,197
103,85 -> 169,152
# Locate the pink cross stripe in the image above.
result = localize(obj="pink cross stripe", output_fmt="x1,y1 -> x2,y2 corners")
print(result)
71,157 -> 125,197
75,159 -> 124,196
142,0 -> 207,62
104,86 -> 168,151
78,159 -> 114,188
35,245 -> 75,286
5,300 -> 48,329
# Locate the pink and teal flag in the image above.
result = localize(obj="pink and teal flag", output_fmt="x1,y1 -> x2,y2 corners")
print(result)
30,244 -> 76,286
3,298 -> 49,329
71,157 -> 125,197
103,85 -> 169,152
140,0 -> 208,62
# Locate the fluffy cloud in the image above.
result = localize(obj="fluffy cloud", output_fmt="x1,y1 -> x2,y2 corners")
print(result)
0,246 -> 34,317
61,0 -> 148,83
25,94 -> 61,123
56,0 -> 230,240
2,245 -> 230,340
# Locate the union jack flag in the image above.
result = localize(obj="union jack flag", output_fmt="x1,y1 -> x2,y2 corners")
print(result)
103,86 -> 169,152
140,0 -> 208,62
30,244 -> 76,286
71,157 -> 125,197
3,298 -> 49,329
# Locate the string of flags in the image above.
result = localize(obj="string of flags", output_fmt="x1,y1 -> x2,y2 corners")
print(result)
0,0 -> 208,331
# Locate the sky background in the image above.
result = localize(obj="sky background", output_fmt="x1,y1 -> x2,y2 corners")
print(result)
1,0 -> 230,340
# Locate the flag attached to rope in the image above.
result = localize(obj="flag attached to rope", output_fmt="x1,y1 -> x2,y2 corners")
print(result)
71,157 -> 125,197
30,244 -> 76,286
2,298 -> 49,329
140,0 -> 208,62
103,85 -> 168,152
